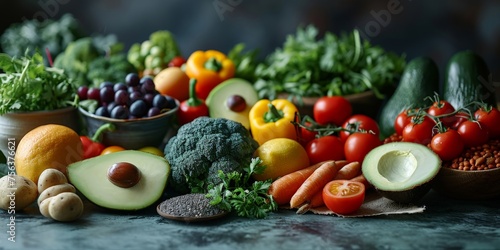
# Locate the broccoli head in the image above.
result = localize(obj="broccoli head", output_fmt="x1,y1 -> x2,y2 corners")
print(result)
164,117 -> 259,194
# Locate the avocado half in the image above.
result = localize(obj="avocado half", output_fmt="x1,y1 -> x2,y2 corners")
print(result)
362,142 -> 441,204
68,150 -> 170,211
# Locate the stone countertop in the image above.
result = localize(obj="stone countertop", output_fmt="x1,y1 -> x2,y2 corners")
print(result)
1,190 -> 499,250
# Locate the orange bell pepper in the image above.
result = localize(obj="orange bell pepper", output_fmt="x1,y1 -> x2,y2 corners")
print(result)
185,50 -> 235,100
249,99 -> 298,145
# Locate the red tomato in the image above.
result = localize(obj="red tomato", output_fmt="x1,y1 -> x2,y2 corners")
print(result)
100,145 -> 126,155
475,107 -> 500,138
339,114 -> 380,143
322,180 -> 365,215
313,96 -> 352,126
394,110 -> 412,136
457,120 -> 489,148
430,129 -> 464,161
402,116 -> 436,145
306,136 -> 345,165
427,100 -> 456,127
168,56 -> 187,68
344,132 -> 382,163
298,122 -> 318,147
449,112 -> 469,130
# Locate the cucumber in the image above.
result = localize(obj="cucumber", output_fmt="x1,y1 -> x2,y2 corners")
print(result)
377,57 -> 439,138
442,50 -> 496,110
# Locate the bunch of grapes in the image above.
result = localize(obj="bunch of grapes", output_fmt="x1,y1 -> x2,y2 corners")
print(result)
77,73 -> 177,119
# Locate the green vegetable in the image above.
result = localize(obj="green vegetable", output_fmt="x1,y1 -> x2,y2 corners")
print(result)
442,50 -> 497,111
0,52 -> 77,115
164,117 -> 259,194
377,57 -> 440,138
53,37 -> 99,86
0,14 -> 84,66
227,43 -> 260,83
86,53 -> 136,87
254,25 -> 406,101
206,157 -> 277,219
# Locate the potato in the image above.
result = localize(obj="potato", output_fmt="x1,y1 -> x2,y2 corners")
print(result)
38,169 -> 68,194
0,175 -> 38,211
48,192 -> 83,222
39,197 -> 53,218
37,183 -> 76,206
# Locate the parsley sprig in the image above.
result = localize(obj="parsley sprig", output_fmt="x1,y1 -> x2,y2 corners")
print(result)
206,158 -> 278,219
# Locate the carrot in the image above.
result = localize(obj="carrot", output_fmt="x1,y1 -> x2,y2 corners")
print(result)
350,174 -> 373,190
289,160 -> 347,208
268,161 -> 329,206
333,161 -> 361,180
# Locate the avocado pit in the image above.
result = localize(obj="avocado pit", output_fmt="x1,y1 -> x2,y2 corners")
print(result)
107,162 -> 142,188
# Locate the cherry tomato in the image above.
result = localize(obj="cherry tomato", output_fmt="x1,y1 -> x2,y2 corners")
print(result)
298,122 -> 318,147
339,114 -> 380,143
430,129 -> 464,161
449,112 -> 469,130
427,100 -> 456,127
101,145 -> 126,155
344,132 -> 382,163
306,136 -> 345,165
475,107 -> 500,138
313,96 -> 352,126
168,56 -> 187,68
402,116 -> 436,145
394,110 -> 412,136
457,120 -> 489,148
322,180 -> 365,215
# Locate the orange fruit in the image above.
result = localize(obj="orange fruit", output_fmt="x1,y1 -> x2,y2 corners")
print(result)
100,145 -> 126,155
15,124 -> 83,184
252,138 -> 310,181
138,146 -> 164,157
153,67 -> 190,102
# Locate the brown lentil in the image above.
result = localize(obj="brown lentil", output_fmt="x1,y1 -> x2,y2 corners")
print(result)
384,133 -> 500,171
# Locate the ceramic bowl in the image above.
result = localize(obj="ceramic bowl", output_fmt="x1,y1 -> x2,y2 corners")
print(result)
433,167 -> 500,200
0,107 -> 80,158
278,91 -> 383,119
78,101 -> 179,150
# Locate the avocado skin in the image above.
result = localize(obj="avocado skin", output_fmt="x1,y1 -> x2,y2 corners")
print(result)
442,50 -> 496,111
378,57 -> 440,138
375,179 -> 435,204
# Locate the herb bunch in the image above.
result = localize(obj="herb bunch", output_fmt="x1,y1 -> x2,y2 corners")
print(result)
206,158 -> 278,219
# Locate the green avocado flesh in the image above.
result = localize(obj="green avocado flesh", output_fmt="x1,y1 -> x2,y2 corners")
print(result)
205,78 -> 259,129
68,150 -> 170,210
362,142 -> 441,202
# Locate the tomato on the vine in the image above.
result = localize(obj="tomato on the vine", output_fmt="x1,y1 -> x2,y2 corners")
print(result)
339,114 -> 380,143
298,121 -> 318,147
430,129 -> 464,161
394,110 -> 412,136
313,96 -> 352,126
449,112 -> 469,130
457,120 -> 489,148
475,106 -> 500,138
402,116 -> 436,145
427,100 -> 456,127
306,135 -> 345,165
344,132 -> 381,163
322,180 -> 365,215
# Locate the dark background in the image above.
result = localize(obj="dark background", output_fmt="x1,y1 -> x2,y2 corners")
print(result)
1,0 -> 499,81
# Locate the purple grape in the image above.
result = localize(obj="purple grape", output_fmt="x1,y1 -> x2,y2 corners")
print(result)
100,87 -> 115,104
140,77 -> 156,94
128,86 -> 139,94
87,87 -> 101,102
99,81 -> 114,89
77,86 -> 89,100
114,89 -> 129,105
129,91 -> 142,104
148,107 -> 161,117
130,100 -> 148,117
143,93 -> 154,107
95,106 -> 110,117
107,102 -> 118,113
125,73 -> 140,87
152,94 -> 167,109
111,105 -> 129,119
165,95 -> 177,109
113,82 -> 127,92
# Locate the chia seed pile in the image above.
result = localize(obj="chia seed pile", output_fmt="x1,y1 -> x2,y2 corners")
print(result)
159,193 -> 226,218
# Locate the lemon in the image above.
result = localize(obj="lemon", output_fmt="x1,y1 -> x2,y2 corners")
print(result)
253,138 -> 310,181
15,124 -> 83,184
138,146 -> 164,157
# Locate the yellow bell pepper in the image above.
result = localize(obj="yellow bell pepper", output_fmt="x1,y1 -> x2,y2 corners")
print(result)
185,50 -> 235,100
249,99 -> 298,145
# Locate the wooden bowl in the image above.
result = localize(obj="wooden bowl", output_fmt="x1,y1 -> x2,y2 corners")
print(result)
433,167 -> 500,200
278,91 -> 383,119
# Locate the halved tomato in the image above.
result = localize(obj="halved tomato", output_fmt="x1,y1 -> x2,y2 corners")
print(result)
322,180 -> 365,215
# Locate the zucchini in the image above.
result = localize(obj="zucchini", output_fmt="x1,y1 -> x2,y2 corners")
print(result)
442,50 -> 496,110
377,57 -> 439,138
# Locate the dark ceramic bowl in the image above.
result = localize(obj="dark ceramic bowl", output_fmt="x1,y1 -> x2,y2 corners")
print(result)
433,167 -> 500,200
78,102 -> 179,150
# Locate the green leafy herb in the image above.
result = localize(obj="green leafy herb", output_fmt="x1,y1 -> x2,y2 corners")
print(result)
0,51 -> 77,115
227,43 -> 260,82
206,157 -> 278,219
254,25 -> 406,100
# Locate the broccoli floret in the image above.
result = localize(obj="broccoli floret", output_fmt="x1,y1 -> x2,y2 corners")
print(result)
164,117 -> 259,194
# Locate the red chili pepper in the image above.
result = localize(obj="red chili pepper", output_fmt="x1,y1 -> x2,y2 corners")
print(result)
178,78 -> 209,125
80,123 -> 115,159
